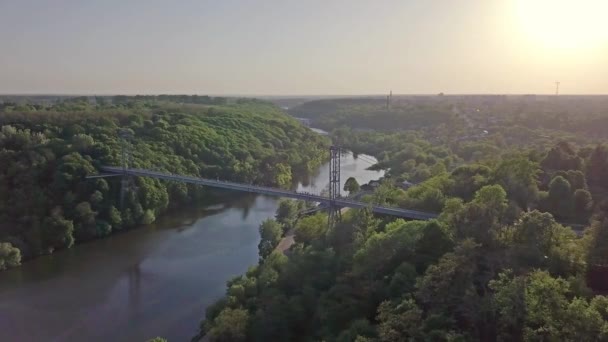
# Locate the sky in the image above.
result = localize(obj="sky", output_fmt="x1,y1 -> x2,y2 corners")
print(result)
0,0 -> 607,95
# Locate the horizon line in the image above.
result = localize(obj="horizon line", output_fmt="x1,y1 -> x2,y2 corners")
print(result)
1,93 -> 608,97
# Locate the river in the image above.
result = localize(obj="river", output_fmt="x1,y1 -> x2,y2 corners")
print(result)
0,150 -> 383,342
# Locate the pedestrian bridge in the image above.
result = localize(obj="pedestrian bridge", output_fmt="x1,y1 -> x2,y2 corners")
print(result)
99,166 -> 438,221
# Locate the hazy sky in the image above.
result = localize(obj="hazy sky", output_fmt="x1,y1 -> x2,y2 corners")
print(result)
1,0 -> 606,95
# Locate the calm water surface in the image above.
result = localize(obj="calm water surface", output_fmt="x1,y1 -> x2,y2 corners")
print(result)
0,152 -> 383,342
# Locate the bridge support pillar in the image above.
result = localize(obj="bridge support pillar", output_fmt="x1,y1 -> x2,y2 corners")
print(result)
119,129 -> 133,208
328,146 -> 341,228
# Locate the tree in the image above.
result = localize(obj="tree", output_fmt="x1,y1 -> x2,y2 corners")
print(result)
490,270 -> 608,341
414,220 -> 454,273
351,207 -> 380,247
493,157 -> 540,210
274,163 -> 293,188
207,308 -> 249,342
547,176 -> 572,218
353,220 -> 427,279
388,262 -> 418,298
258,219 -> 283,259
586,144 -> 608,187
541,141 -> 583,171
415,239 -> 480,320
376,298 -> 424,341
42,209 -> 75,252
565,170 -> 588,191
450,164 -> 491,201
71,133 -> 95,152
573,189 -> 592,219
521,270 -> 604,341
141,209 -> 156,225
585,214 -> 608,267
336,319 -> 376,342
108,205 -> 123,230
344,177 -> 360,194
294,213 -> 328,245
489,270 -> 526,341
0,242 -> 21,270
0,98 -> 329,266
275,199 -> 299,232
73,201 -> 97,240
507,210 -> 583,276
450,185 -> 508,246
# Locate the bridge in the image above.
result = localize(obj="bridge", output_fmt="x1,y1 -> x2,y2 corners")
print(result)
97,166 -> 438,221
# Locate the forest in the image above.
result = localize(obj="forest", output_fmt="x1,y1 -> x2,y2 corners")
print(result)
199,95 -> 608,341
0,96 -> 329,269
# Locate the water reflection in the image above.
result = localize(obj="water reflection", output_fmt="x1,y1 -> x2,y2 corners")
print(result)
0,153 -> 384,342
127,263 -> 142,311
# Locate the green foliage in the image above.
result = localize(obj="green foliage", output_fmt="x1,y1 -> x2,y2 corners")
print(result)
141,209 -> 156,225
573,188 -> 593,218
42,208 -> 75,252
201,173 -> 608,342
522,271 -> 608,341
258,219 -> 283,259
207,308 -> 249,342
49,95 -> 606,341
585,214 -> 608,266
0,242 -> 21,270
547,176 -> 573,218
414,220 -> 454,273
274,199 -> 300,232
449,185 -> 508,246
344,176 -> 360,194
449,164 -> 491,201
415,239 -> 480,316
199,97 -> 608,342
587,144 -> 608,187
294,213 -> 328,245
489,270 -> 526,341
376,298 -> 424,341
0,98 -> 328,264
289,98 -> 455,131
353,220 -> 428,279
542,141 -> 583,171
492,157 -> 540,209
505,210 -> 584,276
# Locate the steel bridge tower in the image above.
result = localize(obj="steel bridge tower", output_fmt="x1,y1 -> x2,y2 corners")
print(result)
85,129 -> 135,208
328,145 -> 342,227
119,129 -> 135,208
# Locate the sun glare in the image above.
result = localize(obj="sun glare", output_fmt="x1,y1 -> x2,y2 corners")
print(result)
515,0 -> 608,50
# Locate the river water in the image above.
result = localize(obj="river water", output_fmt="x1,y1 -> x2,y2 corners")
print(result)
0,151 -> 383,342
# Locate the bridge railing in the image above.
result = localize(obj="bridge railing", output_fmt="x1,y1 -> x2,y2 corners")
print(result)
100,166 -> 438,220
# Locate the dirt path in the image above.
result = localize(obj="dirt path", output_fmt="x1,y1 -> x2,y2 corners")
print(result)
275,228 -> 296,253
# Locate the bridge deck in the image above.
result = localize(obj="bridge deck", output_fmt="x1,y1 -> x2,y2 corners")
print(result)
99,166 -> 438,221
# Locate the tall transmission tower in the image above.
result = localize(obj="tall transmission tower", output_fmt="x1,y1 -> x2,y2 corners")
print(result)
555,81 -> 560,96
328,145 -> 342,227
386,90 -> 393,110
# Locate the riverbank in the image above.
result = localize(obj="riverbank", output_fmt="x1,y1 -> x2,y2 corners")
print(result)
0,152 -> 384,341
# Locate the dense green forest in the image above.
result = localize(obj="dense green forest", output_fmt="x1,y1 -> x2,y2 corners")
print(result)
0,96 -> 328,269
288,97 -> 456,131
199,96 -> 608,341
289,95 -> 608,136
